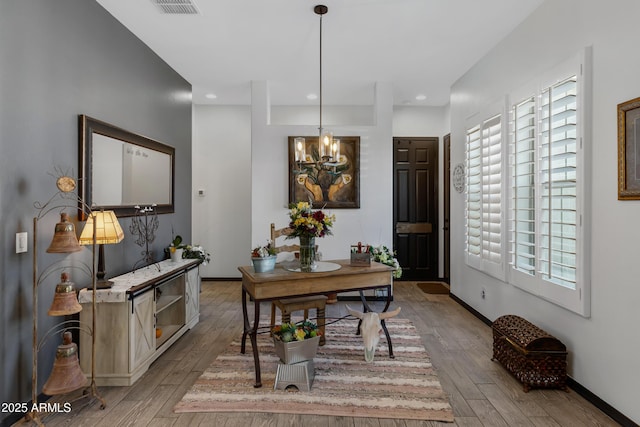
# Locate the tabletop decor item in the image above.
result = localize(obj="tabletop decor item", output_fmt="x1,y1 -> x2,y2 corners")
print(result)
130,205 -> 159,270
166,234 -> 211,265
368,245 -> 402,279
169,235 -> 185,262
286,201 -> 335,272
169,248 -> 183,262
183,244 -> 211,265
350,242 -> 371,266
251,242 -> 277,273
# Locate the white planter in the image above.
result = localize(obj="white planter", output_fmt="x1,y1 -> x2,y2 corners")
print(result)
170,248 -> 184,262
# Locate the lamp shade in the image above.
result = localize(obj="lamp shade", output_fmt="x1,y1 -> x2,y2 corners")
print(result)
79,210 -> 124,245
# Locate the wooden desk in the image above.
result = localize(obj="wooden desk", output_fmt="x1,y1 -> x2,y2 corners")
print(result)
238,259 -> 394,387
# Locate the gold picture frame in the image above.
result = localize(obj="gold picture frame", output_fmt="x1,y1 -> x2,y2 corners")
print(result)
618,97 -> 640,199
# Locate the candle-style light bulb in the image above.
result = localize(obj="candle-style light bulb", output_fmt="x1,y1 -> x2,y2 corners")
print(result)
332,139 -> 340,161
294,137 -> 306,162
319,131 -> 333,158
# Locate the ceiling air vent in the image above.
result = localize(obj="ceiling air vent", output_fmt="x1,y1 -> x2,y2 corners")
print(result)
152,0 -> 199,14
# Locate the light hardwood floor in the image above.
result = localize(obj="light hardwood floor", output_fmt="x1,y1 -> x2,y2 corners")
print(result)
33,281 -> 619,427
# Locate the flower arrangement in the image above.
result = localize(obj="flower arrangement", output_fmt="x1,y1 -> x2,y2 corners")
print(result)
183,245 -> 211,265
167,235 -> 211,265
272,320 -> 321,343
251,241 -> 276,258
286,201 -> 335,239
368,245 -> 402,279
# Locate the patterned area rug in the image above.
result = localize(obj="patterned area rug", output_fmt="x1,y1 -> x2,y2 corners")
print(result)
174,318 -> 454,422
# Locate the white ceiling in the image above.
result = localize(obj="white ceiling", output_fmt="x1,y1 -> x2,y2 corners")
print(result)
96,0 -> 544,106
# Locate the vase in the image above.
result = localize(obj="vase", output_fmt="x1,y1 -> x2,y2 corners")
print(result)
299,235 -> 316,272
252,255 -> 277,273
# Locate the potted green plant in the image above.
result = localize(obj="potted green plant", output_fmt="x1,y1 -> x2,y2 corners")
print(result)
169,235 -> 186,262
167,235 -> 211,264
251,241 -> 277,272
184,245 -> 211,264
368,245 -> 402,279
272,320 -> 322,364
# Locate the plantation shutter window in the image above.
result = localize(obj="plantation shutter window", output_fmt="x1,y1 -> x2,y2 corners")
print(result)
465,112 -> 505,280
466,125 -> 482,258
539,76 -> 578,290
511,97 -> 537,275
507,47 -> 590,316
482,115 -> 503,264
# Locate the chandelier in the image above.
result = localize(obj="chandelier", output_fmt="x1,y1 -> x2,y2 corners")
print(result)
315,5 -> 339,161
291,5 -> 348,206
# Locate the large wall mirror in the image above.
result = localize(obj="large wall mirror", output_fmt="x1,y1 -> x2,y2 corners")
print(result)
78,115 -> 175,219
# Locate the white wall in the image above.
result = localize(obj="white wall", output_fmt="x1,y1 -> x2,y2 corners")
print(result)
192,83 -> 395,277
250,81 -> 394,261
449,0 -> 640,422
192,105 -> 252,278
393,105 -> 449,138
271,105 -> 374,126
193,99 -> 450,280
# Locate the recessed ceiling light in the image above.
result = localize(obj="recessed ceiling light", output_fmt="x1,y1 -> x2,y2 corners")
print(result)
415,94 -> 427,101
307,93 -> 318,100
205,93 -> 217,99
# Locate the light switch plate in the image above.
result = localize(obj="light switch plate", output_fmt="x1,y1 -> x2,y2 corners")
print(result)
16,232 -> 27,253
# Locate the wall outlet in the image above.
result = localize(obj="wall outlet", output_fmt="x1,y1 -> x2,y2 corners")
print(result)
16,232 -> 28,253
481,287 -> 486,299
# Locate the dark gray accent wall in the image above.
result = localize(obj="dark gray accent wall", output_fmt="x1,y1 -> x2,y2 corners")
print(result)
0,1 -> 192,419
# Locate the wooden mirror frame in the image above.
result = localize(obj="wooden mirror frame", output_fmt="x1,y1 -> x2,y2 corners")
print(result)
78,115 -> 175,220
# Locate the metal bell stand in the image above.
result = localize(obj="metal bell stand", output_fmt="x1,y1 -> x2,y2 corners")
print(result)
25,176 -> 106,425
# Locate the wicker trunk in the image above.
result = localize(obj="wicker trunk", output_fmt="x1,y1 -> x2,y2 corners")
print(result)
492,315 -> 568,392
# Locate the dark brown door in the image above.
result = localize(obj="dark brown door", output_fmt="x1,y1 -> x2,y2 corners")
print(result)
443,134 -> 451,283
393,137 -> 438,281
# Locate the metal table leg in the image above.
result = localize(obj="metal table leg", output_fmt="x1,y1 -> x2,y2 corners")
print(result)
240,287 -> 263,387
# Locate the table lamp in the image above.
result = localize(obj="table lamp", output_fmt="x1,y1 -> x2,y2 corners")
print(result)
79,210 -> 124,289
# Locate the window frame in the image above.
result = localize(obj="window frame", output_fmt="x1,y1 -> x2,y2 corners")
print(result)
507,48 -> 592,317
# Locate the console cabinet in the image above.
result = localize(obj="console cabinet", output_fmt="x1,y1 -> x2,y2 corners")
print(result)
79,259 -> 201,386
